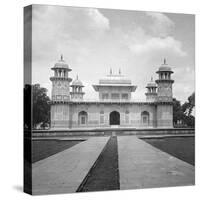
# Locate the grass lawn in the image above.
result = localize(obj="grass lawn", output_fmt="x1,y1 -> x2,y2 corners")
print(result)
32,140 -> 84,163
142,136 -> 194,165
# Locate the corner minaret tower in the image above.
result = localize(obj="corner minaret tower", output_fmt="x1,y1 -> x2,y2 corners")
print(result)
155,58 -> 174,102
70,75 -> 85,100
145,77 -> 157,102
50,55 -> 72,101
155,59 -> 174,128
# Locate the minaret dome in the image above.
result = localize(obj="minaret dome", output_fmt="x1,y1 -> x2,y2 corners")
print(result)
70,75 -> 85,100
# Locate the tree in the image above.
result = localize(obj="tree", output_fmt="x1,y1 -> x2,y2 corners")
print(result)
182,92 -> 195,116
32,84 -> 50,129
173,93 -> 195,128
182,92 -> 195,127
173,98 -> 185,126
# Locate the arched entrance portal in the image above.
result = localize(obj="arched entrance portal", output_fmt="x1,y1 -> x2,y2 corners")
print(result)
109,111 -> 120,125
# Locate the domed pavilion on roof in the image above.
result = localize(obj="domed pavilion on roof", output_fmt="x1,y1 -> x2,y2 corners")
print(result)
93,69 -> 137,101
50,57 -> 174,130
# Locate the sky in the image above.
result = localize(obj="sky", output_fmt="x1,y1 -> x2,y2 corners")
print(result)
30,5 -> 195,103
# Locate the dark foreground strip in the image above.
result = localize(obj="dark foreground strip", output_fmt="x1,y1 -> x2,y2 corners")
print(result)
77,136 -> 120,192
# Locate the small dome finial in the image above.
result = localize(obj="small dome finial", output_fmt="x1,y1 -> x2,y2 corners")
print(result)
119,68 -> 121,75
151,76 -> 153,82
76,74 -> 78,80
60,54 -> 64,61
164,58 -> 166,65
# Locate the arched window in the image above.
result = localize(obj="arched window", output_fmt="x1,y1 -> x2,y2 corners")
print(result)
165,73 -> 167,79
78,111 -> 88,125
141,111 -> 150,125
125,110 -> 129,124
100,110 -> 104,124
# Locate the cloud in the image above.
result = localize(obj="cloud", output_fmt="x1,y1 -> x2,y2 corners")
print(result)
87,8 -> 110,31
122,13 -> 186,58
32,5 -> 110,61
128,36 -> 186,57
173,66 -> 195,102
29,6 -> 194,102
32,7 -> 186,63
145,12 -> 174,37
33,5 -> 109,35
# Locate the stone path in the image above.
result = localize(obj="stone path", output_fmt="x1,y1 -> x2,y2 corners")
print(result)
32,137 -> 109,195
118,136 -> 195,190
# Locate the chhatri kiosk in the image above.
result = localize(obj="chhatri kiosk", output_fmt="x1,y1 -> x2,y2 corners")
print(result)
50,56 -> 174,129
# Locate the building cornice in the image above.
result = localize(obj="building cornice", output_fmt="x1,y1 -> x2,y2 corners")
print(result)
49,100 -> 173,105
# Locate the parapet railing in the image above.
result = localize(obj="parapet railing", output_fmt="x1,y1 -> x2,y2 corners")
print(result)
29,127 -> 195,137
72,98 -> 145,102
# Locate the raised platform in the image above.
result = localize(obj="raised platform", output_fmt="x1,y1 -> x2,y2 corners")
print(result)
30,127 -> 195,137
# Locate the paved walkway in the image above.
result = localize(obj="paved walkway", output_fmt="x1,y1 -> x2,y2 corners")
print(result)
118,136 -> 195,190
32,137 -> 109,195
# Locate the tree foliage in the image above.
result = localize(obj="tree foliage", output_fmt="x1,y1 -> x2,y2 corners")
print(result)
182,92 -> 195,116
173,92 -> 195,128
173,98 -> 184,124
32,84 -> 50,129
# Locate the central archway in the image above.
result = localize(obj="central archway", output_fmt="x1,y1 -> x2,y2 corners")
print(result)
109,111 -> 120,125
